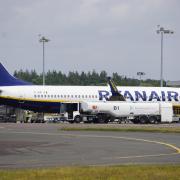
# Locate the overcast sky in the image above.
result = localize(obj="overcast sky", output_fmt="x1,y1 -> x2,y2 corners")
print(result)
0,0 -> 180,81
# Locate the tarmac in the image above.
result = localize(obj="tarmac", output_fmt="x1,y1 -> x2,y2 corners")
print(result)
0,123 -> 179,169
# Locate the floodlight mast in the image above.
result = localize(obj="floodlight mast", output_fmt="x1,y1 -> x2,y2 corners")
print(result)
137,72 -> 145,81
156,26 -> 173,87
39,36 -> 50,86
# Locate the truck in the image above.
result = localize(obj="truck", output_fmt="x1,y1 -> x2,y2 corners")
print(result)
80,101 -> 177,124
60,102 -> 97,123
59,101 -> 179,124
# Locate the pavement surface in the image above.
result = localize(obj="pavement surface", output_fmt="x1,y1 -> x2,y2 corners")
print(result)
0,123 -> 179,169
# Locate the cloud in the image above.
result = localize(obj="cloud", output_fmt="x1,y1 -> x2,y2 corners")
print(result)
0,0 -> 180,80
110,3 -> 130,19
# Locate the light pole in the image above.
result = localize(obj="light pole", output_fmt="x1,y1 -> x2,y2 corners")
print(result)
137,72 -> 145,85
39,36 -> 50,85
156,26 -> 173,87
137,72 -> 145,81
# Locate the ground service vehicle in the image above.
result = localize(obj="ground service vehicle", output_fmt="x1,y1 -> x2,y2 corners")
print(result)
59,101 -> 179,124
80,101 -> 177,124
59,102 -> 96,123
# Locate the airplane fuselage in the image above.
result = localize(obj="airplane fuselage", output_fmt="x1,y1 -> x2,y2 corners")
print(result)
0,85 -> 179,113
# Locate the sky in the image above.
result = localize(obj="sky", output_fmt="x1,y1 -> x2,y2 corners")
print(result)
0,0 -> 180,81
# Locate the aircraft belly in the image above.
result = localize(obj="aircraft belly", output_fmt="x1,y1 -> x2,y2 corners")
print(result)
0,97 -> 62,113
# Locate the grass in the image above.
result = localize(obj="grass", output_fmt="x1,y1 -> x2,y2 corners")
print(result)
60,127 -> 180,133
0,165 -> 180,180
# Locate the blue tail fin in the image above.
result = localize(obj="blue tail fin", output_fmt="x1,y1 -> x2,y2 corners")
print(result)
0,63 -> 32,86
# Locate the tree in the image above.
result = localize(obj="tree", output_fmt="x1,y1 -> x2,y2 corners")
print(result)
13,69 -> 161,86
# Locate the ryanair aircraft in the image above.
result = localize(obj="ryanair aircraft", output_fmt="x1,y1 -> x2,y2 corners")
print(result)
0,63 -> 179,113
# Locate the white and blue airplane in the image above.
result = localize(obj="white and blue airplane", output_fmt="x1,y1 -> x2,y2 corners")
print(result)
0,63 -> 179,113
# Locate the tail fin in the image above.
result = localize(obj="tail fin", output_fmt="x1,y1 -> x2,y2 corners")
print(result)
0,63 -> 32,86
107,77 -> 125,101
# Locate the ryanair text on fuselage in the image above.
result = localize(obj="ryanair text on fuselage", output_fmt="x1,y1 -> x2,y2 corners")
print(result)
98,90 -> 179,102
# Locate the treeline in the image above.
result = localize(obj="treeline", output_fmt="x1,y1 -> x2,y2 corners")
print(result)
14,70 -> 160,86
